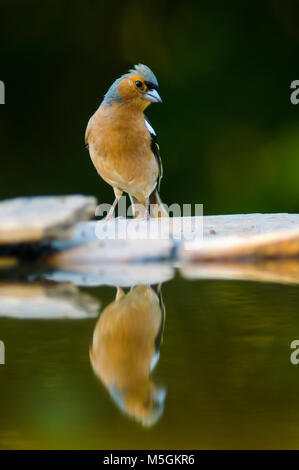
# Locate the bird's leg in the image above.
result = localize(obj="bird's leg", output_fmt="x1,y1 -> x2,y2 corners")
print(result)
105,197 -> 119,220
105,188 -> 123,221
115,286 -> 125,301
130,196 -> 150,219
145,196 -> 150,221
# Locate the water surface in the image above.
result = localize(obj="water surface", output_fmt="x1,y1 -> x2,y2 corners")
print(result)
0,274 -> 299,449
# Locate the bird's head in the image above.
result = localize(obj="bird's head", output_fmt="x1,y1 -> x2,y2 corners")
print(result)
104,64 -> 162,110
122,382 -> 167,427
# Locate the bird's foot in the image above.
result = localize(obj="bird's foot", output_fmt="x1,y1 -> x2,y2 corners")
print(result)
144,211 -> 151,222
138,212 -> 151,223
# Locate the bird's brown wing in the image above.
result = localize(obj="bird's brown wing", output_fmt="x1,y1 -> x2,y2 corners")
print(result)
145,118 -> 163,191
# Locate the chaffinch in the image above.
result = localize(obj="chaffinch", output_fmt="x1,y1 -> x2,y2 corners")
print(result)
89,285 -> 166,426
85,64 -> 168,218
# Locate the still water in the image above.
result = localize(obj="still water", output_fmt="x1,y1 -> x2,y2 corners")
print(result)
0,270 -> 299,449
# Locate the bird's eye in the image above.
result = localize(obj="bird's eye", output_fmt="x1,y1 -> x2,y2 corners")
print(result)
135,80 -> 143,88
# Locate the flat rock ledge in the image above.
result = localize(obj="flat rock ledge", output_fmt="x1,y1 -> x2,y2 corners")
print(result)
45,213 -> 299,266
0,195 -> 299,266
0,195 -> 97,244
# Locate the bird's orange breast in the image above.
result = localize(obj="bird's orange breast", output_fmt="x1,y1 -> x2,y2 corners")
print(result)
86,101 -> 159,200
90,285 -> 162,390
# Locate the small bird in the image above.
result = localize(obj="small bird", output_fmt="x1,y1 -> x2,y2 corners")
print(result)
85,64 -> 168,219
90,284 -> 166,426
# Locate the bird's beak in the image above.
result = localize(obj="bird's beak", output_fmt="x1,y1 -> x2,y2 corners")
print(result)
144,89 -> 162,103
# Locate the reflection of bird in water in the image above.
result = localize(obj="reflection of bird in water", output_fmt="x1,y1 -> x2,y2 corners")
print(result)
90,284 -> 166,426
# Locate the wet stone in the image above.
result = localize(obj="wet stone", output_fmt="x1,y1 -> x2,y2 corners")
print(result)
0,195 -> 97,245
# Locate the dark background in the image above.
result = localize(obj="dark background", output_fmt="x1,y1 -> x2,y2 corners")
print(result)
1,0 -> 299,215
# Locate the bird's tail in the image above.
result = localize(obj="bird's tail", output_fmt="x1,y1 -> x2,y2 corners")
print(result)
130,190 -> 168,218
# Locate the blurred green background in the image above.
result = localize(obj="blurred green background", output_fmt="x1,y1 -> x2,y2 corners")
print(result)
1,0 -> 299,214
